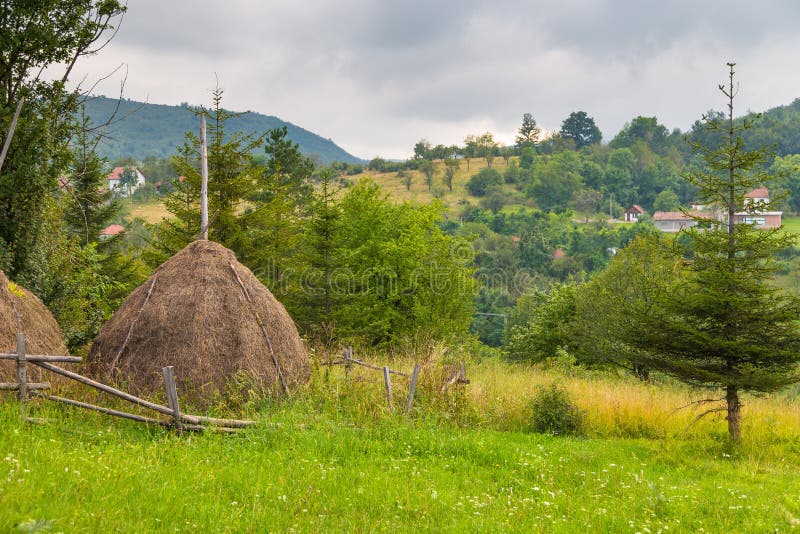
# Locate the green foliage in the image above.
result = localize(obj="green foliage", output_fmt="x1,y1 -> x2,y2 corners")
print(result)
572,236 -> 682,371
418,159 -> 435,191
16,198 -> 140,351
443,158 -> 458,191
652,188 -> 680,212
528,383 -> 586,436
560,111 -> 602,149
331,180 -> 476,345
516,112 -> 541,148
0,1 -> 124,277
466,167 -> 502,196
63,110 -> 121,245
506,283 -> 577,362
528,151 -> 584,211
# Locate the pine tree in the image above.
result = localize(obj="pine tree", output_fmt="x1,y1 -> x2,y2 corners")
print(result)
624,64 -> 800,442
516,112 -> 541,148
148,88 -> 264,265
63,110 -> 120,245
296,168 -> 342,343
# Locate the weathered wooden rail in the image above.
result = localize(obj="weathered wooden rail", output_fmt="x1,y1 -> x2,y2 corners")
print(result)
1,333 -> 255,432
324,346 -> 422,415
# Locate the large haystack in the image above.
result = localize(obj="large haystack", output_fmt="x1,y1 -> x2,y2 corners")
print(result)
0,270 -> 68,381
89,240 -> 309,401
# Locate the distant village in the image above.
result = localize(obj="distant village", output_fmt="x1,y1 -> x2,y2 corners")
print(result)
624,188 -> 782,232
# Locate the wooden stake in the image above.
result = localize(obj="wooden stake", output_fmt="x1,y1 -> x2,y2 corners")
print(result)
0,97 -> 25,174
162,366 -> 183,434
405,363 -> 420,415
383,365 -> 392,408
200,114 -> 209,240
344,346 -> 353,383
16,333 -> 27,418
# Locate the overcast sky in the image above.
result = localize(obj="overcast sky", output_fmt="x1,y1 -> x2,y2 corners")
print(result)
72,0 -> 800,160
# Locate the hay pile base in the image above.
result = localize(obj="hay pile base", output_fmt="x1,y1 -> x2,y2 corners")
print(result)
0,270 -> 68,382
89,240 -> 309,402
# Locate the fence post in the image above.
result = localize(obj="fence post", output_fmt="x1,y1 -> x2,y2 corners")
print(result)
344,346 -> 352,383
405,363 -> 420,416
16,333 -> 27,419
161,366 -> 182,434
383,366 -> 393,409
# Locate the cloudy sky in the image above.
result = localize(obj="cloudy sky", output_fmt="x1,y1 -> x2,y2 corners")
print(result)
72,0 -> 800,160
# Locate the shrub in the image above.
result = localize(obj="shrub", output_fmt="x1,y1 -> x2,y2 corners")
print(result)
466,168 -> 503,196
529,384 -> 585,436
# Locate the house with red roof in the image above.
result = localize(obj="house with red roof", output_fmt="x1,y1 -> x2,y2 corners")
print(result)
100,224 -> 126,239
733,188 -> 782,229
624,205 -> 645,222
107,166 -> 146,195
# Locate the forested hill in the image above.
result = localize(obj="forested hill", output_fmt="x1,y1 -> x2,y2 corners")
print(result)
691,97 -> 800,156
82,96 -> 363,164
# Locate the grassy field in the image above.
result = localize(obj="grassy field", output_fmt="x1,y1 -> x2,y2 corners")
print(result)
2,358 -> 799,532
350,157 -> 519,210
119,199 -> 170,224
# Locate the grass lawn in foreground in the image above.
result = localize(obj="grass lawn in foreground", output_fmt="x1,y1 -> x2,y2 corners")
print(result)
1,400 -> 799,533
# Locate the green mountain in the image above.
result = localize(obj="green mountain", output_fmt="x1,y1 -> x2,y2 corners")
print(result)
82,96 -> 363,165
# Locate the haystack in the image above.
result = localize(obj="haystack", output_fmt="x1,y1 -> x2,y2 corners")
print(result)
0,270 -> 68,382
89,240 -> 309,401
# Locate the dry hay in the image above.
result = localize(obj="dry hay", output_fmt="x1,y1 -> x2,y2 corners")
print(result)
89,240 -> 310,402
0,270 -> 68,382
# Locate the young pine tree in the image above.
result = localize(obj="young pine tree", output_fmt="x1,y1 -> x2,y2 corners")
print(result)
627,64 -> 800,442
148,88 -> 264,265
63,110 -> 120,245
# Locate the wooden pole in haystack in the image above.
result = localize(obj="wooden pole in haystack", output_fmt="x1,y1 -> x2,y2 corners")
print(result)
0,97 -> 25,174
200,113 -> 209,240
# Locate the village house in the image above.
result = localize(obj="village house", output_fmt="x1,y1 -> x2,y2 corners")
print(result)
99,224 -> 125,239
733,187 -> 782,228
624,205 -> 645,222
652,211 -> 700,233
107,166 -> 146,195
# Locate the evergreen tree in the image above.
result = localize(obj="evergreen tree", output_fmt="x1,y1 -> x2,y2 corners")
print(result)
295,168 -> 342,343
597,64 -> 800,442
63,110 -> 120,245
148,88 -> 264,265
516,112 -> 541,148
238,126 -> 314,296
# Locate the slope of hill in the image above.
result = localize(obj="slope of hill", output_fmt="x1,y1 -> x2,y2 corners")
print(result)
82,96 -> 363,165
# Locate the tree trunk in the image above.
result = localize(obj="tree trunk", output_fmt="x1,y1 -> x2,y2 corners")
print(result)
726,384 -> 741,443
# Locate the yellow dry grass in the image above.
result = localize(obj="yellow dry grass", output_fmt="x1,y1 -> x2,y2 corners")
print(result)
120,199 -> 170,224
467,358 -> 800,444
353,157 -> 514,210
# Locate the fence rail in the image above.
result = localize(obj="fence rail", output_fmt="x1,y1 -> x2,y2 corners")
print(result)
323,346 -> 424,415
2,332 -> 254,432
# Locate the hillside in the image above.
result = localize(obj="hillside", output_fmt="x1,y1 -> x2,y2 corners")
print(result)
82,96 -> 363,165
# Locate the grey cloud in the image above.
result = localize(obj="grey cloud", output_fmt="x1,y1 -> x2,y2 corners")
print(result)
78,1 -> 800,158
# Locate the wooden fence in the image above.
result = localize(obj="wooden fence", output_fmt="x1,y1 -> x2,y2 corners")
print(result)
324,346 -> 427,415
1,333 -> 254,432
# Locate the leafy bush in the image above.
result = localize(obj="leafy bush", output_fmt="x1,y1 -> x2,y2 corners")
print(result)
467,168 -> 503,196
529,384 -> 585,436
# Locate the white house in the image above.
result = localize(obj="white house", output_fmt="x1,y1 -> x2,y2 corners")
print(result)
734,187 -> 782,229
108,166 -> 146,195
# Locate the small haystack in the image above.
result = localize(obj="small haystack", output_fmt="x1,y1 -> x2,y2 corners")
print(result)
89,240 -> 309,401
0,270 -> 68,382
